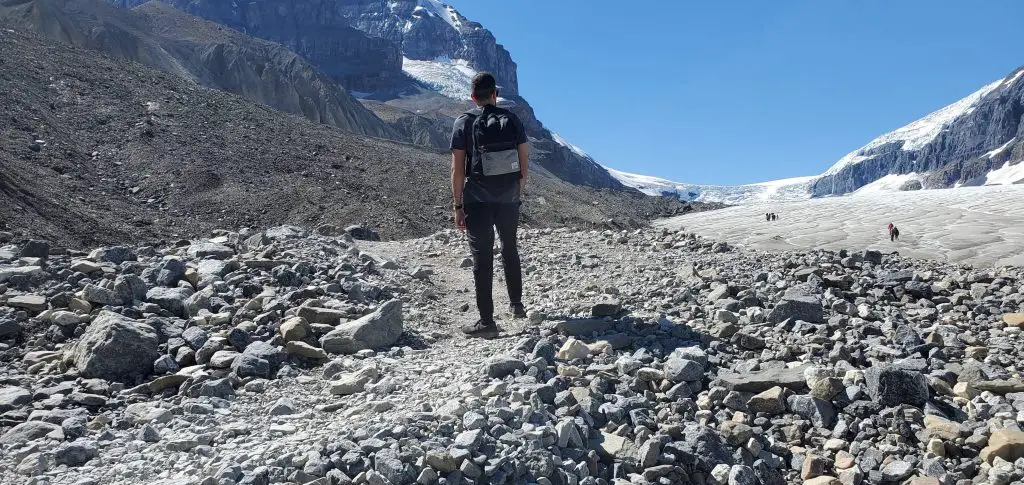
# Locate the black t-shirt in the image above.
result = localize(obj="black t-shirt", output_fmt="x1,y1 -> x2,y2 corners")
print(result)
450,107 -> 528,204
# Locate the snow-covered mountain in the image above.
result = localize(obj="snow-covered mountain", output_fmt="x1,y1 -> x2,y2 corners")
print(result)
610,66 -> 1024,204
811,67 -> 1024,196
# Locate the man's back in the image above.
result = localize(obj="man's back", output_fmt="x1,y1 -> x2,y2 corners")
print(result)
450,106 -> 528,205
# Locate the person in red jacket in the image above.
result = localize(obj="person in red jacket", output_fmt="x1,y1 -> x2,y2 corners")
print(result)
887,222 -> 894,239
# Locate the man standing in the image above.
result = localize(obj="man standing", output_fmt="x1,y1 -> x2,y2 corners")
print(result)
450,72 -> 530,337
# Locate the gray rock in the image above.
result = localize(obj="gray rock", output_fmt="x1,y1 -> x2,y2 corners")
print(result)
719,365 -> 809,393
182,326 -> 210,350
184,291 -> 211,317
0,319 -> 22,338
6,294 -> 47,312
0,386 -> 31,412
81,284 -> 120,306
864,365 -> 929,407
113,274 -> 148,304
90,246 -> 136,264
268,397 -> 297,416
54,441 -> 98,467
453,429 -> 483,449
880,460 -> 913,481
320,299 -> 403,354
0,421 -> 62,445
155,258 -> 186,287
146,287 -> 194,317
485,355 -> 525,379
63,311 -> 160,382
729,465 -> 758,485
231,341 -> 283,379
767,287 -> 823,323
153,354 -> 180,374
330,366 -> 379,396
122,402 -> 173,426
787,394 -> 836,428
665,358 -> 705,382
187,242 -> 235,259
19,239 -> 50,258
591,300 -> 622,317
374,448 -> 415,485
554,318 -> 615,337
0,265 -> 42,284
297,304 -> 348,325
194,378 -> 235,399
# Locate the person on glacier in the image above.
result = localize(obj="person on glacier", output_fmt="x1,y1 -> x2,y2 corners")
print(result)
449,72 -> 530,338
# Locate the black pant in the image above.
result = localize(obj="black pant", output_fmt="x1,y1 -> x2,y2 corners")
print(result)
465,203 -> 522,321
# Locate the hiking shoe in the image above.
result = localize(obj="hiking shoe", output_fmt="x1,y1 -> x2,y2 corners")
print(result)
509,302 -> 527,319
462,319 -> 499,338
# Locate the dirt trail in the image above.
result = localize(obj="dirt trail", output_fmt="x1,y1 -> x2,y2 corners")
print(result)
362,235 -> 535,338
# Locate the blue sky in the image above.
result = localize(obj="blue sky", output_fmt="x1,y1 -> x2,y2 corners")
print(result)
448,0 -> 1024,185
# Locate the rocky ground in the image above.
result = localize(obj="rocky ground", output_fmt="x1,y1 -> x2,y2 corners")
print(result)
2,225 -> 1024,485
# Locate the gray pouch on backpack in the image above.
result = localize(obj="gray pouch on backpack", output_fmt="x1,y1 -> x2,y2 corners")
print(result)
480,149 -> 520,176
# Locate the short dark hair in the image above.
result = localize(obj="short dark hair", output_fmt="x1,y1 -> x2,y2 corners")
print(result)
472,72 -> 497,100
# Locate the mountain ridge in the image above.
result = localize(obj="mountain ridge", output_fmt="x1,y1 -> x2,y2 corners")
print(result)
611,66 -> 1024,203
0,26 -> 690,246
0,0 -> 396,139
100,0 -> 628,191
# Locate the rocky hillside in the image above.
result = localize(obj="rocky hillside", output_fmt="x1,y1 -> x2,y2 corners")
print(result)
2,225 -> 1024,484
0,27 -> 688,247
102,0 -> 628,191
0,0 -> 396,139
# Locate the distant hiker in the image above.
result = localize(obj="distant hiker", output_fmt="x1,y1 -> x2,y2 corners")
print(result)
887,222 -> 894,238
450,72 -> 530,337
891,226 -> 900,242
766,213 -> 771,222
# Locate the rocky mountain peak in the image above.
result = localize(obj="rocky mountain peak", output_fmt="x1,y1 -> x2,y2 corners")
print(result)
337,0 -> 520,96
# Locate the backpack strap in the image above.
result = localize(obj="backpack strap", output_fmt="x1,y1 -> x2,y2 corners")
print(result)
465,107 -> 486,180
463,111 -> 476,178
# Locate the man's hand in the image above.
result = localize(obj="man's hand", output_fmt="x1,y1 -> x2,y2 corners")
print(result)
455,208 -> 466,232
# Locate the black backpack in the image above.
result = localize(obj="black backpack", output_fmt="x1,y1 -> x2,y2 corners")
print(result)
465,105 -> 521,182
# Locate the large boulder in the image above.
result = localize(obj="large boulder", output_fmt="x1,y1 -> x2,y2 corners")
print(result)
6,295 -> 47,312
865,365 -> 929,407
88,246 -> 136,264
320,300 -> 403,354
146,287 -> 194,317
0,265 -> 42,283
231,341 -> 284,379
718,365 -> 809,393
187,242 -> 234,259
19,240 -> 50,259
155,258 -> 186,287
767,287 -> 823,323
980,429 -> 1024,464
0,421 -> 62,445
113,275 -> 148,304
0,386 -> 31,412
63,311 -> 160,382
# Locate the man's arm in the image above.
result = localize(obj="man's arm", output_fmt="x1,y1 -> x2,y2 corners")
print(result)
517,142 -> 529,194
452,149 -> 467,231
452,149 -> 467,203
